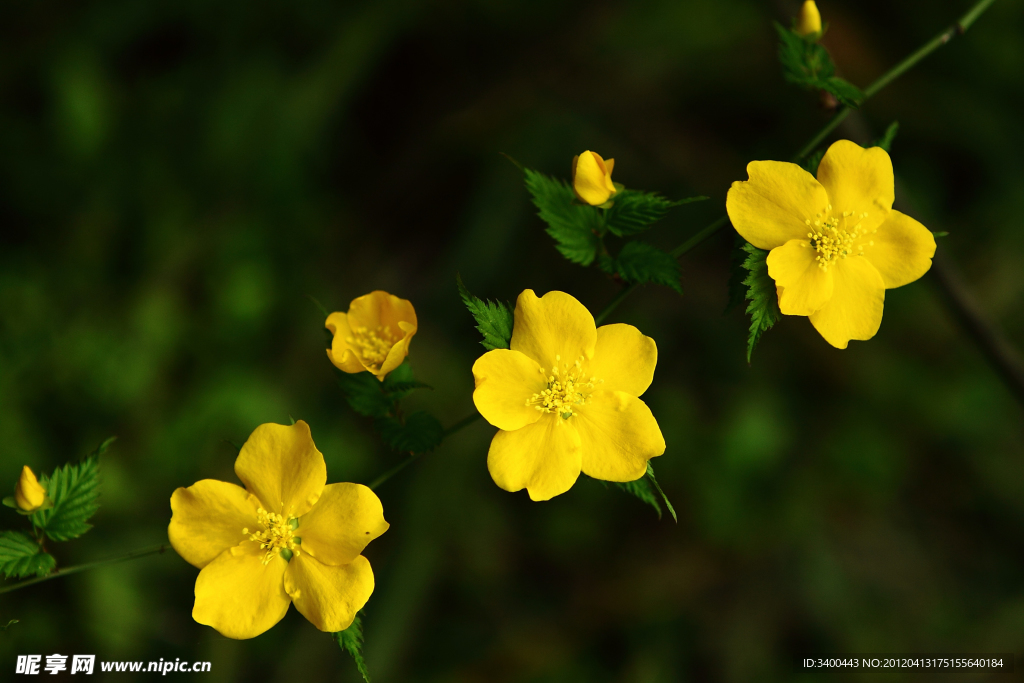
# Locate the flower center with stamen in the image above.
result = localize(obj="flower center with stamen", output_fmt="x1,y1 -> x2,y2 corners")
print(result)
805,204 -> 875,271
526,354 -> 602,421
346,325 -> 397,369
243,508 -> 301,564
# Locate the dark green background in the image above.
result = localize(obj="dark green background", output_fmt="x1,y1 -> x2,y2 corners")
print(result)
2,0 -> 1022,680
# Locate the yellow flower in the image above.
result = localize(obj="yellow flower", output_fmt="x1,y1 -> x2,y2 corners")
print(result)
472,290 -> 665,501
796,0 -> 822,37
168,421 -> 389,639
15,466 -> 48,512
572,150 -> 617,206
325,291 -> 417,381
726,139 -> 936,349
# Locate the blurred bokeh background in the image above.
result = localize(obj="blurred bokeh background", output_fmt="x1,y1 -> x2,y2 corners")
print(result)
2,0 -> 1023,680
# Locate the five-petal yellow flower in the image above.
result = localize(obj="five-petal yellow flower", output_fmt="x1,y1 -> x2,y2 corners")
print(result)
15,466 -> 48,512
168,420 -> 389,639
326,290 -> 417,381
726,139 -> 936,349
572,151 -> 617,206
472,290 -> 665,501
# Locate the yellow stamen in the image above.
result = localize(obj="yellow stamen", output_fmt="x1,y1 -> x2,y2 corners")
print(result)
345,326 -> 397,369
245,508 -> 301,565
807,208 -> 870,271
525,355 -> 602,421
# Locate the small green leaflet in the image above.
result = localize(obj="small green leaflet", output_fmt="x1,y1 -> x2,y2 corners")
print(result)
374,411 -> 444,453
611,241 -> 682,294
335,363 -> 431,418
775,23 -> 863,107
524,169 -> 601,265
604,190 -> 707,237
0,531 -> 55,579
871,121 -> 899,153
457,274 -> 514,351
613,463 -> 677,522
31,455 -> 101,542
1,619 -> 19,630
334,613 -> 371,683
737,241 -> 781,362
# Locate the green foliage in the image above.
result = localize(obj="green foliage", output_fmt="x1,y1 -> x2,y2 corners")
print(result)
336,363 -> 431,419
872,121 -> 900,152
524,169 -> 601,265
611,241 -> 683,293
374,411 -> 444,453
334,613 -> 371,683
0,531 -> 56,579
457,274 -> 514,351
613,463 -> 677,522
1,619 -> 18,630
31,455 -> 101,542
735,241 -> 781,362
775,23 -> 863,107
604,190 -> 706,237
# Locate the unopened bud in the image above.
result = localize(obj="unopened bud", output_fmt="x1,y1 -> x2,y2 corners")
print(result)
15,466 -> 47,512
796,0 -> 822,37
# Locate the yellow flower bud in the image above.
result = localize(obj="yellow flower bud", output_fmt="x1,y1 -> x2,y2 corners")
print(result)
14,466 -> 47,512
572,150 -> 617,206
796,0 -> 822,37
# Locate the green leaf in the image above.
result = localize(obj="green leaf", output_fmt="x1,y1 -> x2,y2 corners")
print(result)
336,370 -> 393,418
603,190 -> 707,237
1,496 -> 16,509
0,531 -> 55,579
524,168 -> 601,265
1,619 -> 18,630
381,362 -> 431,399
457,274 -> 514,351
31,455 -> 100,542
374,411 -> 444,453
613,241 -> 682,294
613,463 -> 677,522
725,237 -> 750,313
334,613 -> 371,683
89,435 -> 117,459
821,76 -> 864,107
737,241 -> 781,363
871,121 -> 899,153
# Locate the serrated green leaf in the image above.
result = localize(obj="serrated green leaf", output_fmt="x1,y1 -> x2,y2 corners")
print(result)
374,411 -> 444,453
524,168 -> 601,265
612,463 -> 676,522
381,363 -> 431,399
336,370 -> 393,418
603,190 -> 707,237
871,121 -> 899,153
738,242 -> 781,362
725,236 -> 749,313
31,456 -> 100,542
821,76 -> 864,107
613,241 -> 682,294
334,613 -> 371,683
457,274 -> 514,351
776,22 -> 834,89
0,531 -> 55,579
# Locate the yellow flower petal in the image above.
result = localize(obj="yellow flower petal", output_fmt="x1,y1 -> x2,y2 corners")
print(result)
767,239 -> 835,316
472,349 -> 546,431
487,417 -> 582,501
169,480 -> 258,569
14,466 -> 47,512
573,150 -> 616,206
325,312 -> 365,374
587,324 -> 657,397
297,483 -> 389,567
816,140 -> 894,234
192,541 -> 291,640
726,160 -> 830,250
510,290 -> 597,372
809,256 -> 886,348
796,0 -> 821,36
284,554 -> 374,633
576,390 -> 664,483
234,421 -> 326,518
863,210 -> 937,288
